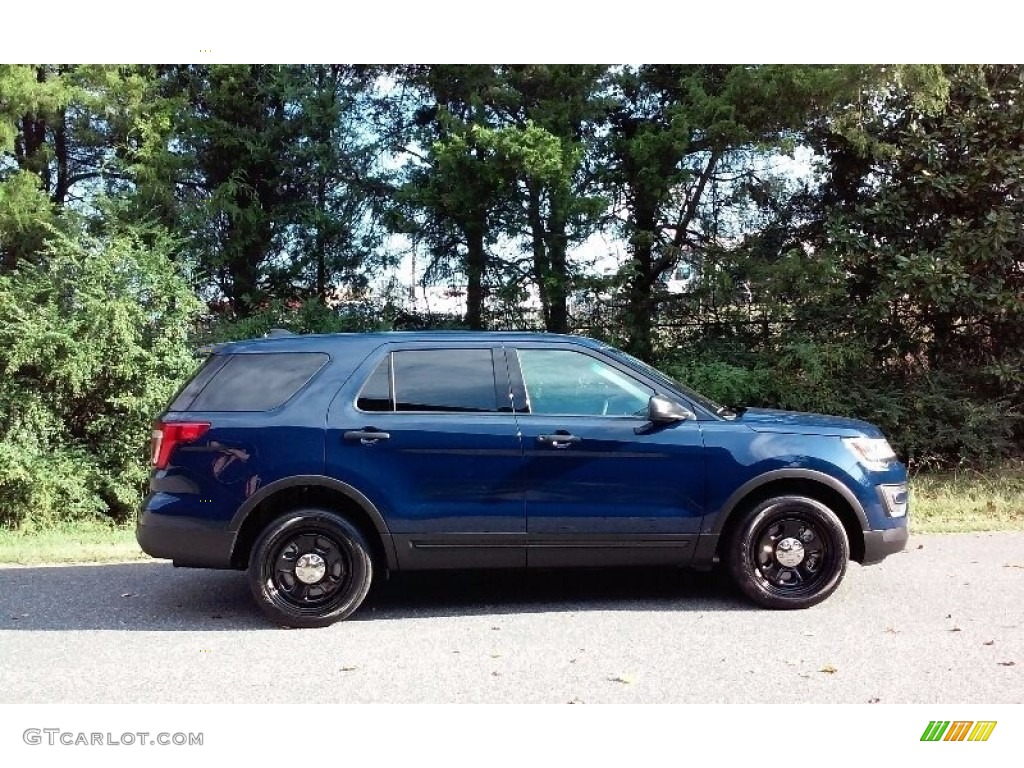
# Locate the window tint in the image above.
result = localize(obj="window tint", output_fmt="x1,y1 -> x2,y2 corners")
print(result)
392,349 -> 498,413
517,348 -> 652,417
188,352 -> 328,412
357,356 -> 393,412
167,354 -> 229,411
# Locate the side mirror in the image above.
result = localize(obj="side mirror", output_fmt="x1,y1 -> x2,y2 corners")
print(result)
648,395 -> 694,424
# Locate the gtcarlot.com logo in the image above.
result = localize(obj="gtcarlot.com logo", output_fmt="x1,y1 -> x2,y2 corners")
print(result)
23,729 -> 203,747
920,721 -> 997,742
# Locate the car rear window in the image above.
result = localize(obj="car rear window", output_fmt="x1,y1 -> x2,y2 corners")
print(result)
394,349 -> 498,412
357,349 -> 500,413
172,352 -> 328,412
167,354 -> 230,411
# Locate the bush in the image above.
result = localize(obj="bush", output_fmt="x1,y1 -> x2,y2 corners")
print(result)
658,338 -> 1019,469
0,221 -> 202,528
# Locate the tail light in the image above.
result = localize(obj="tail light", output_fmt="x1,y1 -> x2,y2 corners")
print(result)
151,421 -> 210,469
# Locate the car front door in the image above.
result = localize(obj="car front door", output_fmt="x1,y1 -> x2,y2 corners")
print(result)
326,343 -> 525,569
508,343 -> 705,567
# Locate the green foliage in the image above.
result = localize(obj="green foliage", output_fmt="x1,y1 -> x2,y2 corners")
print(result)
202,297 -> 390,343
0,218 -> 202,527
660,338 -> 1017,470
0,170 -> 57,268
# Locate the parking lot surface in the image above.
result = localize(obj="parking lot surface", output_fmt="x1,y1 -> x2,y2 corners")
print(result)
1,532 -> 1021,703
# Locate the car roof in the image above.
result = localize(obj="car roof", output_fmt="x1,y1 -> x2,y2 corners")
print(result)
205,331 -> 606,355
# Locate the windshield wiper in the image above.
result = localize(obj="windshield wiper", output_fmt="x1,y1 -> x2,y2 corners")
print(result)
716,404 -> 748,419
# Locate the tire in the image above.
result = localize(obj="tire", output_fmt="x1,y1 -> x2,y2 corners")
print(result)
726,494 -> 849,609
248,508 -> 373,628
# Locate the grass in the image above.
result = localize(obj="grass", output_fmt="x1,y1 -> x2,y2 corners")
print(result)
910,462 -> 1024,534
0,465 -> 1020,564
0,520 -> 145,566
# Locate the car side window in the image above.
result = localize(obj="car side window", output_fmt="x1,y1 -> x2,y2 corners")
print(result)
356,356 -> 392,412
517,348 -> 652,417
379,348 -> 499,413
186,352 -> 328,412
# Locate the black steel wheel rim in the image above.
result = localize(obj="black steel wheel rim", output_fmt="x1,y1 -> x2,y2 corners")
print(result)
267,530 -> 351,610
749,514 -> 835,597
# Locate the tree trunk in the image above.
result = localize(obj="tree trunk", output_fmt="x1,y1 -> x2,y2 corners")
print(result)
315,174 -> 327,302
546,189 -> 570,334
623,199 -> 658,361
19,68 -> 50,192
53,107 -> 70,205
527,183 -> 552,329
465,222 -> 486,330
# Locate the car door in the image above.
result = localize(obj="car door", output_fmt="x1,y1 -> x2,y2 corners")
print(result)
508,343 -> 705,567
325,343 -> 526,569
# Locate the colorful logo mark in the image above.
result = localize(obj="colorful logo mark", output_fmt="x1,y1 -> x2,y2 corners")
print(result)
921,721 -> 997,742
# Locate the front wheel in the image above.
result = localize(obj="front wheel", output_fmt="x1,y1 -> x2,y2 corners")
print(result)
726,495 -> 849,609
248,508 -> 373,628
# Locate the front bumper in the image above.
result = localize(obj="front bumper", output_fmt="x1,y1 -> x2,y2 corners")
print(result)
861,525 -> 909,565
136,509 -> 236,569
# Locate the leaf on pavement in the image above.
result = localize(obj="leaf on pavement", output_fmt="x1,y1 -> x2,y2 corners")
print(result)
820,665 -> 837,674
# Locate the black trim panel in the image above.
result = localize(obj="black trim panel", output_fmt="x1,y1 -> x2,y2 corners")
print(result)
709,468 -> 870,534
691,533 -> 719,568
392,532 -> 696,570
136,510 -> 236,569
393,533 -> 527,569
861,526 -> 909,565
527,534 -> 695,568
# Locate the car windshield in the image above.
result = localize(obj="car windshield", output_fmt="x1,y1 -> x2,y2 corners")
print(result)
600,345 -> 730,417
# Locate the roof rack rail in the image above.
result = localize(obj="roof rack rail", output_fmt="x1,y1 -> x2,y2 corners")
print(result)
265,328 -> 294,338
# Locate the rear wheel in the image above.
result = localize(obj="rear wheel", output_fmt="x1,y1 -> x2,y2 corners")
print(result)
248,508 -> 373,628
726,495 -> 849,609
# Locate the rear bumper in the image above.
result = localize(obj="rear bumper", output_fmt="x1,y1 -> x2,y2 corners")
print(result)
136,510 -> 236,569
860,524 -> 909,565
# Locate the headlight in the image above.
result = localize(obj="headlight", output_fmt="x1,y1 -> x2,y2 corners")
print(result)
842,436 -> 897,471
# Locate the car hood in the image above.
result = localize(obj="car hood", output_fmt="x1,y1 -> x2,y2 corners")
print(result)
734,407 -> 884,437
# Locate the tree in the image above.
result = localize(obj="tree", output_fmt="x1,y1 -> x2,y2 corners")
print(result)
603,65 -> 866,361
795,64 -> 1024,461
494,65 -> 609,333
1,64 -> 175,270
392,65 -> 510,329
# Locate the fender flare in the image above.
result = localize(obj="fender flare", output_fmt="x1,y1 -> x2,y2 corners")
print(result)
707,467 -> 870,535
228,475 -> 398,570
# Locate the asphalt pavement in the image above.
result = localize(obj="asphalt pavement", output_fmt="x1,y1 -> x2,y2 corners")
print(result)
1,532 -> 1021,703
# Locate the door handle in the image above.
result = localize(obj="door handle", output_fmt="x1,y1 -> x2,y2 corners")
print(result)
344,429 -> 390,445
537,433 -> 581,449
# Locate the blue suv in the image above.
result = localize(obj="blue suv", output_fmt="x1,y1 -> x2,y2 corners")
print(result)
137,331 -> 909,627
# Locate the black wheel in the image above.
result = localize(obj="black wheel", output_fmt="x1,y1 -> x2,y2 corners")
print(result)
248,508 -> 373,628
726,495 -> 849,609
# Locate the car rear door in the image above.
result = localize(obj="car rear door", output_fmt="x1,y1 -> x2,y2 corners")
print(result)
325,342 -> 526,569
